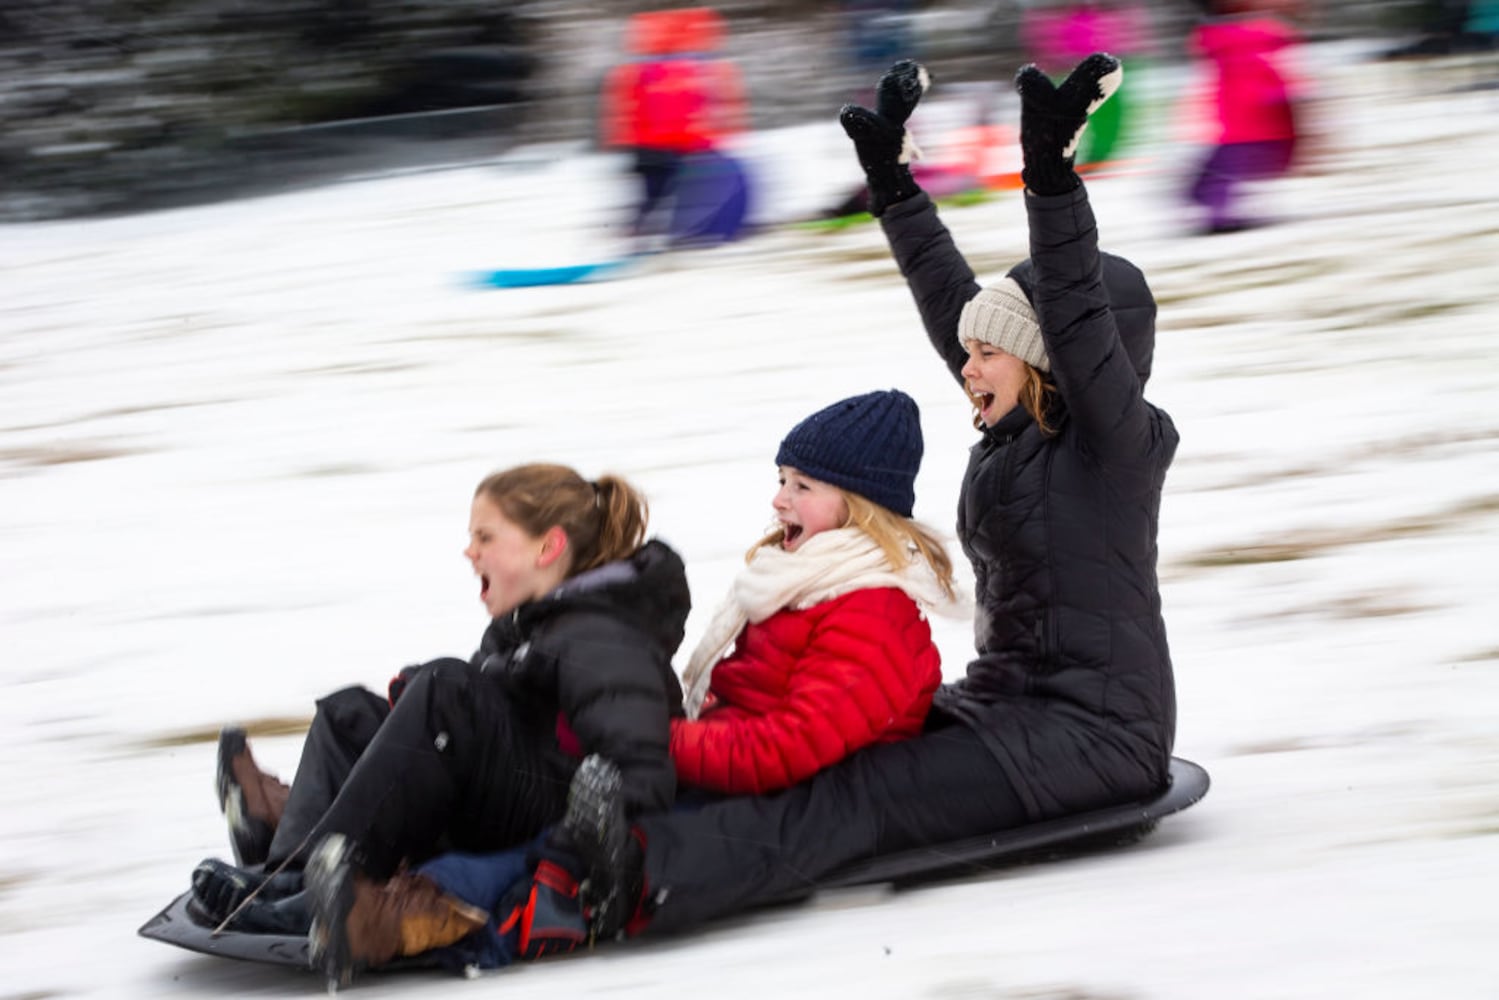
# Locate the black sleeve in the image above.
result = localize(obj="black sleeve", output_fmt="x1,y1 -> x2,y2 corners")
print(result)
1024,185 -> 1157,466
879,192 -> 983,385
548,612 -> 677,815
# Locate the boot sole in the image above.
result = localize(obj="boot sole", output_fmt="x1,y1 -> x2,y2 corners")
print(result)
306,835 -> 358,992
565,756 -> 624,849
563,756 -> 633,938
216,727 -> 275,867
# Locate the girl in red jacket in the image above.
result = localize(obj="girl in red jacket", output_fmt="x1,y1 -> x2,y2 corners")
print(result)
671,387 -> 959,796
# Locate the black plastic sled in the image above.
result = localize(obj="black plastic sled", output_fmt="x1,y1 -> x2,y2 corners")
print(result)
139,757 -> 1209,970
806,755 -> 1210,893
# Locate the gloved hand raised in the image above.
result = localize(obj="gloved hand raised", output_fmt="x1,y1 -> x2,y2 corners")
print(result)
838,59 -> 930,217
1015,53 -> 1122,196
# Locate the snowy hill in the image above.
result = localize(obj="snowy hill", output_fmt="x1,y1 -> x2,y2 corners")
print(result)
1,43 -> 1496,999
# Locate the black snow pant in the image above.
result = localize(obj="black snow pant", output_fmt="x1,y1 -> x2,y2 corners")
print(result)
309,659 -> 567,879
635,716 -> 1027,934
265,684 -> 390,869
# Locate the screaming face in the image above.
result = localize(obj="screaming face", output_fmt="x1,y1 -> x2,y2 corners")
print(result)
772,467 -> 850,552
960,340 -> 1030,426
463,495 -> 556,619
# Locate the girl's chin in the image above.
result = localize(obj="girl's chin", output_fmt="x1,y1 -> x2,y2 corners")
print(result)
981,400 -> 1012,425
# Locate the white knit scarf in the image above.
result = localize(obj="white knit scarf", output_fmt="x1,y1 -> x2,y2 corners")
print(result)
680,527 -> 962,719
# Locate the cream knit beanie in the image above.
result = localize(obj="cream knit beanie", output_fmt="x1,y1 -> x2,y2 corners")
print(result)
956,277 -> 1049,372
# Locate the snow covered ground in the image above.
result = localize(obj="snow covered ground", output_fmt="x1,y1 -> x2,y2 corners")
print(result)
2,44 -> 1496,999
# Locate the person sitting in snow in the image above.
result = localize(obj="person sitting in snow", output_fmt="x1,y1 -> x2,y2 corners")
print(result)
417,51 -> 1178,968
189,463 -> 689,944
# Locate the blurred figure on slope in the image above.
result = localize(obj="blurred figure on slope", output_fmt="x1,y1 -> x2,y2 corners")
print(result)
1183,0 -> 1304,233
599,7 -> 751,249
841,0 -> 918,97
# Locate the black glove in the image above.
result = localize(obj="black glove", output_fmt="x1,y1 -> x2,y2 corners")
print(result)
839,59 -> 930,217
1015,53 -> 1123,196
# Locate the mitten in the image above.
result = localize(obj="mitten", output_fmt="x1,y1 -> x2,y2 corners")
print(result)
838,59 -> 930,216
1015,53 -> 1123,196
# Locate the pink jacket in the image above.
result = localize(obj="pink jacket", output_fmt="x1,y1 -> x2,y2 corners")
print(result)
1192,16 -> 1298,144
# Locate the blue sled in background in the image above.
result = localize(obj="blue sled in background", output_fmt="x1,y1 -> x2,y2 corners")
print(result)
473,149 -> 753,289
472,257 -> 641,289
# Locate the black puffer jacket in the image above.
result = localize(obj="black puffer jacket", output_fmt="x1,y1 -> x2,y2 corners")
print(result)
881,187 -> 1178,819
469,538 -> 690,814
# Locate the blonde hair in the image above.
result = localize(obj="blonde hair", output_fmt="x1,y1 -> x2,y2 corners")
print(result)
747,487 -> 957,600
475,463 -> 648,575
966,366 -> 1059,437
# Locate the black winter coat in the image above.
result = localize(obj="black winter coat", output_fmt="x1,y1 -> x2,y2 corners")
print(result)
881,187 -> 1178,819
467,537 -> 690,815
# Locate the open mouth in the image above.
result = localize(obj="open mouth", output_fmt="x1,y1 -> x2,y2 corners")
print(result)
480,574 -> 491,602
966,381 -> 995,421
782,524 -> 803,547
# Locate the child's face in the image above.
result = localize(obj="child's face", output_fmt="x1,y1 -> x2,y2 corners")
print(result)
772,466 -> 849,552
960,339 -> 1030,426
463,495 -> 557,619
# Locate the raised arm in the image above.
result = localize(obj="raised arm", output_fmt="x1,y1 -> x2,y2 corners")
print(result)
841,61 -> 980,385
1015,55 -> 1158,460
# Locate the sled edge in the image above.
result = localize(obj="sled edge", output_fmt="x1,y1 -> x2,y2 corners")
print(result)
138,892 -> 312,968
811,755 -> 1210,891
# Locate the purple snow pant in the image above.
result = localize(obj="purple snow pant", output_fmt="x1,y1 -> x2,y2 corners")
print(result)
1188,139 -> 1295,230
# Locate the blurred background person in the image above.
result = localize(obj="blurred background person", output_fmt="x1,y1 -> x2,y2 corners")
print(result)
599,6 -> 752,251
1182,0 -> 1305,234
841,0 -> 919,103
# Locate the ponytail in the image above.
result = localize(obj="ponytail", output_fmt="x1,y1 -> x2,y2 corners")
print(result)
587,474 -> 650,570
475,464 -> 649,577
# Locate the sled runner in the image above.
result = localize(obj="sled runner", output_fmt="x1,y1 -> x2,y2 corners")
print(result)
139,756 -> 1209,970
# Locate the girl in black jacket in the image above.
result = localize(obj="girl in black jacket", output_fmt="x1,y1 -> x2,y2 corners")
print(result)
191,463 -> 689,958
529,54 -> 1180,948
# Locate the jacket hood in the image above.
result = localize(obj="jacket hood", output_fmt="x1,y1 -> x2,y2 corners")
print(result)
541,537 -> 692,660
1005,251 -> 1158,385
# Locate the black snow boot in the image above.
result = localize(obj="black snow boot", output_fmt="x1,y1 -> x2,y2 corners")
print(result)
198,887 -> 312,935
190,857 -> 304,923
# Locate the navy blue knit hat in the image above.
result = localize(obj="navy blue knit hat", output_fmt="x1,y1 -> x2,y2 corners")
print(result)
774,389 -> 923,517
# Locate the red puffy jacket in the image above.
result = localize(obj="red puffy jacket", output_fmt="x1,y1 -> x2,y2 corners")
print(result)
670,587 -> 942,795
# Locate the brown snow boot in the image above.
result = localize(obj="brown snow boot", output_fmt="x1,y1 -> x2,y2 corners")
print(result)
307,834 -> 489,990
215,726 -> 291,867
